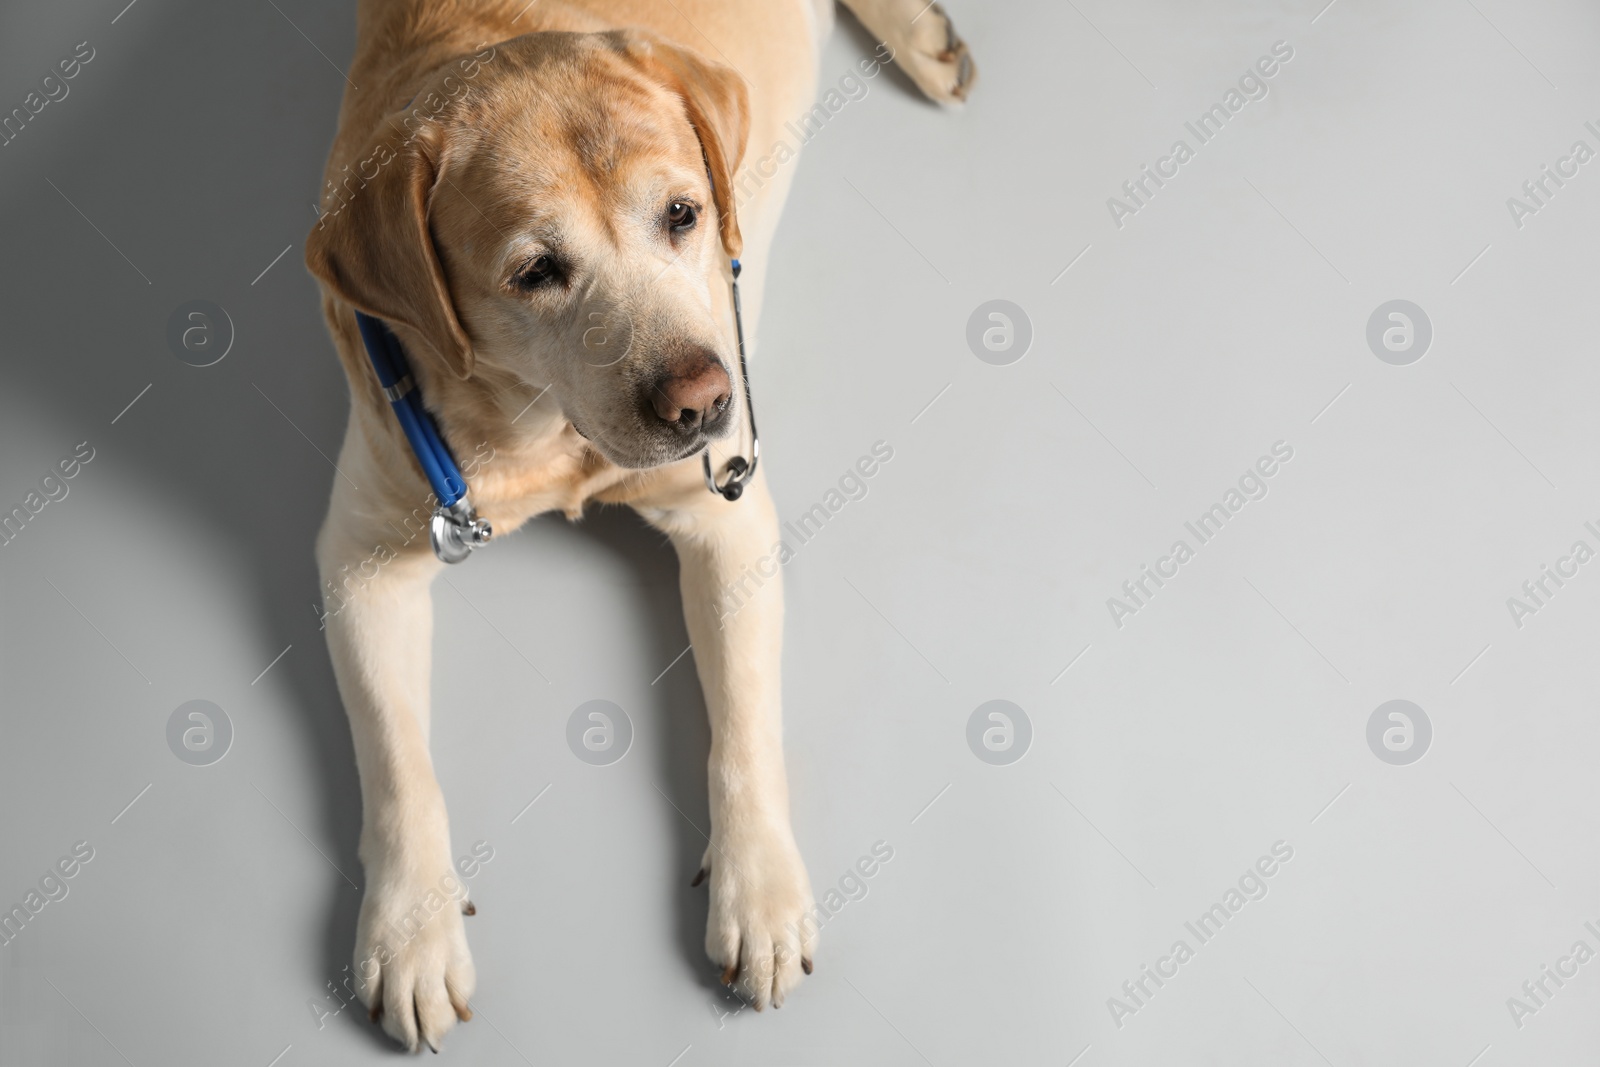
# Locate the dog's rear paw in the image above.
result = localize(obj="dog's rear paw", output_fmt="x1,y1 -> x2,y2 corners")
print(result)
354,871 -> 477,1052
892,3 -> 978,105
700,829 -> 817,1010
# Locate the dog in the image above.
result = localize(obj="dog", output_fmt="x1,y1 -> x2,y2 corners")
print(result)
304,0 -> 974,1051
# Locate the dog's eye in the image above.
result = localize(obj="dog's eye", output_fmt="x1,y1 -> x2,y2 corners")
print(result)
667,201 -> 697,231
512,254 -> 559,290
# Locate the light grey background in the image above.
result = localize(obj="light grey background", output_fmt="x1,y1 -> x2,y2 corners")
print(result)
2,0 -> 1597,1064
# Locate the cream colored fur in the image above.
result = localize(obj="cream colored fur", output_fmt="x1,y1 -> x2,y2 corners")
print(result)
305,0 -> 974,1051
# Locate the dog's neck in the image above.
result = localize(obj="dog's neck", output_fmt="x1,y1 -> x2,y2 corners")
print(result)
369,318 -> 629,526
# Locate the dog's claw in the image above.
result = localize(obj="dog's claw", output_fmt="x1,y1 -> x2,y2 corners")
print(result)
721,962 -> 739,985
447,979 -> 473,1024
463,900 -> 476,916
691,868 -> 707,887
877,0 -> 977,106
801,957 -> 813,975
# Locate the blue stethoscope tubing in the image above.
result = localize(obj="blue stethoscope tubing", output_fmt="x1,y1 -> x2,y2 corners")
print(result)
354,310 -> 467,508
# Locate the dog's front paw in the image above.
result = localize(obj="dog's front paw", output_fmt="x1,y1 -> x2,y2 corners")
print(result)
354,866 -> 476,1052
698,826 -> 817,1010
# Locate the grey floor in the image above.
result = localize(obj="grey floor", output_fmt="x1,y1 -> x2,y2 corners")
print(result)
3,0 -> 1598,1064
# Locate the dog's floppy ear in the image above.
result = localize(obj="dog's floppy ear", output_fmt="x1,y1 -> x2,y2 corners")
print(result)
305,122 -> 475,379
626,34 -> 751,260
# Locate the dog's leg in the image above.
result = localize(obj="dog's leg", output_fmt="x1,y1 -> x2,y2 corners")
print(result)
838,0 -> 977,104
637,473 -> 817,1010
317,463 -> 474,1053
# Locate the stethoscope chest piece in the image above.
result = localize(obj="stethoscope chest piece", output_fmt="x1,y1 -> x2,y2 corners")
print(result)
430,500 -> 493,565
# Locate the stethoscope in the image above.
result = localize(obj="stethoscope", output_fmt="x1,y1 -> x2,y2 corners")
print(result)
701,257 -> 759,502
355,257 -> 758,563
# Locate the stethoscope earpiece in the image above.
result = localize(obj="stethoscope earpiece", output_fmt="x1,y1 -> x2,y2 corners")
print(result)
714,456 -> 749,500
702,258 -> 760,503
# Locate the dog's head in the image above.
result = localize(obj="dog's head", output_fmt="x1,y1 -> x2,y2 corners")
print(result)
306,31 -> 750,469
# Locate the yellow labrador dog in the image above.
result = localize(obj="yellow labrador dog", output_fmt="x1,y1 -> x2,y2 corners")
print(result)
304,0 -> 973,1051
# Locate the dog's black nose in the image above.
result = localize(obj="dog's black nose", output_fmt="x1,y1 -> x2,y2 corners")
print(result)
648,347 -> 731,434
